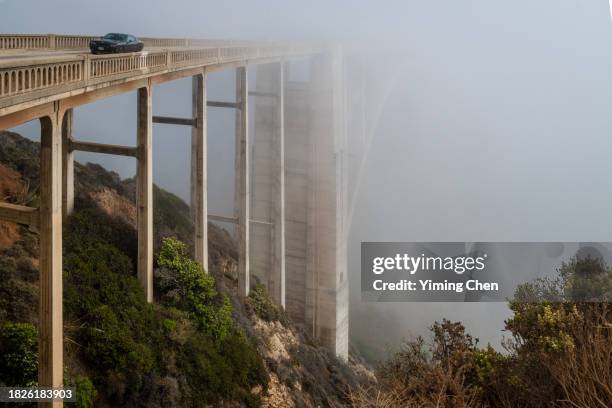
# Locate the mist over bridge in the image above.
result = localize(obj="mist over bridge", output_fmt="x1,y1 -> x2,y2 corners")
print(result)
0,34 -> 349,406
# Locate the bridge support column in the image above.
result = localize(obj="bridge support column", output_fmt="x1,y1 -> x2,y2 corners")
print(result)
191,71 -> 208,271
251,62 -> 286,306
235,67 -> 250,296
137,85 -> 153,302
284,77 -> 309,330
308,51 -> 349,359
284,52 -> 348,359
277,64 -> 286,307
61,108 -> 74,220
39,109 -> 64,406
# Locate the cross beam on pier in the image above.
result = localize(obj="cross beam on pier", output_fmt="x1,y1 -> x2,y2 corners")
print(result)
0,202 -> 39,227
208,213 -> 239,224
152,116 -> 196,127
69,139 -> 138,157
207,100 -> 240,109
249,91 -> 278,98
207,215 -> 272,226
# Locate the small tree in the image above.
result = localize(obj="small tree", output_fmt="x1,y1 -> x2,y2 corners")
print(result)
156,237 -> 233,341
505,254 -> 612,407
0,322 -> 38,386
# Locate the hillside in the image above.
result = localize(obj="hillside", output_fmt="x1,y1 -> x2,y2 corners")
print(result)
0,131 -> 373,407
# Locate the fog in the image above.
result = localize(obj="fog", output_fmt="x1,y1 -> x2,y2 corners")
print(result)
3,0 -> 612,360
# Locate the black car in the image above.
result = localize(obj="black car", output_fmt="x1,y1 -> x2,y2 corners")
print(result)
89,33 -> 144,54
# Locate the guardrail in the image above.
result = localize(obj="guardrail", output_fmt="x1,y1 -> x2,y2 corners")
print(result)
0,34 -> 266,51
0,44 -> 320,100
0,34 -> 98,50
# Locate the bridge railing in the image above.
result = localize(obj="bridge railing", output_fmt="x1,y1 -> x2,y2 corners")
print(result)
0,35 -> 49,49
0,43 -> 320,101
0,34 -> 267,51
0,34 -> 100,50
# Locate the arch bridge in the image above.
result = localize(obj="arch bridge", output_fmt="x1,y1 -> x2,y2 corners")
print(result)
0,34 -> 349,406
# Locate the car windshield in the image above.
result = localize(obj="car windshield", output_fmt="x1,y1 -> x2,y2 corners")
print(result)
102,33 -> 127,41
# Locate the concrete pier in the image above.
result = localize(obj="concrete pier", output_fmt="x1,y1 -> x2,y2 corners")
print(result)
39,109 -> 64,404
191,72 -> 209,271
235,67 -> 250,296
309,51 -> 349,359
284,52 -> 349,359
284,79 -> 310,327
61,108 -> 74,220
136,85 -> 154,303
251,62 -> 286,306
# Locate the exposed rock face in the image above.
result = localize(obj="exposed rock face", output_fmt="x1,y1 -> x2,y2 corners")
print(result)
0,221 -> 19,251
0,133 -> 40,252
90,187 -> 137,229
0,163 -> 26,202
251,316 -> 374,408
0,164 -> 24,250
0,131 -> 40,192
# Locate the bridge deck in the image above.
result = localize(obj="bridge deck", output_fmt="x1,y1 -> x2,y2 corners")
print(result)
0,34 -> 321,122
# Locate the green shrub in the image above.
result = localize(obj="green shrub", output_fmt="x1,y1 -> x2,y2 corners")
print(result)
178,329 -> 267,407
219,331 -> 268,395
247,284 -> 284,323
63,212 -> 169,403
62,223 -> 267,406
162,318 -> 177,332
156,237 -> 233,341
0,241 -> 39,323
65,202 -> 138,264
0,322 -> 38,386
63,234 -> 161,377
73,375 -> 97,408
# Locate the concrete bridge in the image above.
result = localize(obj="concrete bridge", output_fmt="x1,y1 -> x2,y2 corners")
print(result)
0,34 -> 349,405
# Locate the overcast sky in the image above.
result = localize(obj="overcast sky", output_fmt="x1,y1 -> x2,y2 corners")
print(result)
3,0 -> 612,359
